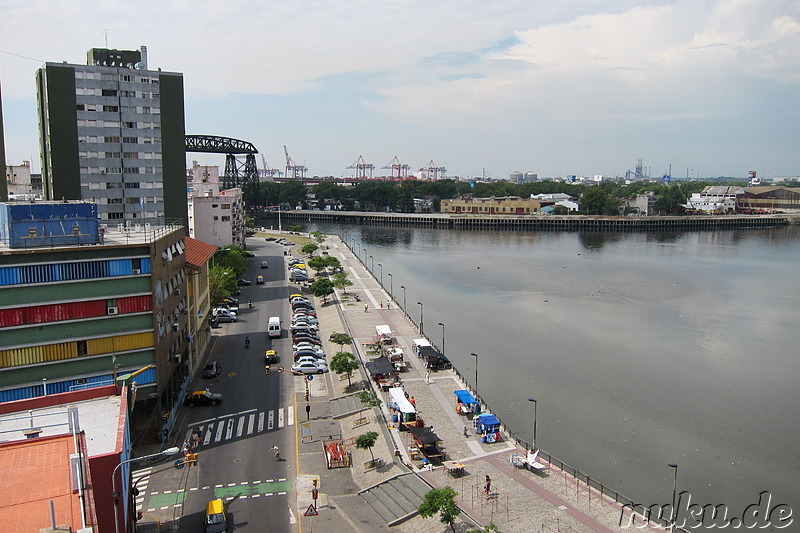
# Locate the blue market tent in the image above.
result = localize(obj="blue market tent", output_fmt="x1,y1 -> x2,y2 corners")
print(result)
454,390 -> 478,405
474,413 -> 502,442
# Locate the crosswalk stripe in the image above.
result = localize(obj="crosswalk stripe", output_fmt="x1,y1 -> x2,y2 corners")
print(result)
204,423 -> 214,445
257,412 -> 265,432
268,410 -> 275,431
287,406 -> 294,425
214,420 -> 224,442
247,414 -> 255,435
278,408 -> 285,428
224,418 -> 234,440
236,416 -> 245,438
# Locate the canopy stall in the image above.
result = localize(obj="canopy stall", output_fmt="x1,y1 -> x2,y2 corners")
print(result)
420,346 -> 451,370
389,387 -> 416,429
376,325 -> 392,338
365,355 -> 395,377
473,413 -> 502,443
407,424 -> 443,462
412,339 -> 431,357
454,390 -> 480,416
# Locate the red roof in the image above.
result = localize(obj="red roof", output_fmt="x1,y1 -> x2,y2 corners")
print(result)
185,237 -> 218,269
0,434 -> 96,531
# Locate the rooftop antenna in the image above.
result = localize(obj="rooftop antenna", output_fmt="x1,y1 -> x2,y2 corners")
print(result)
102,29 -> 110,48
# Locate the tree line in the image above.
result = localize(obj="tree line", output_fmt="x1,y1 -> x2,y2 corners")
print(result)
254,178 -> 716,215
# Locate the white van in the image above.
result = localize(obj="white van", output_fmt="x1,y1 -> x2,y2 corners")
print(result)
267,317 -> 281,338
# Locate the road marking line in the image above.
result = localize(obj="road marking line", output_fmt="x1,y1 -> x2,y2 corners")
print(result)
214,420 -> 225,442
189,488 -> 198,491
247,413 -> 255,434
236,416 -> 245,438
257,412 -> 265,432
287,406 -> 294,425
224,418 -> 234,440
227,483 -> 237,487
278,408 -> 285,428
240,482 -> 248,485
268,410 -> 275,431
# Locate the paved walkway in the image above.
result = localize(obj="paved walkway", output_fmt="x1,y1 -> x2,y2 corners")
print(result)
294,235 -> 663,533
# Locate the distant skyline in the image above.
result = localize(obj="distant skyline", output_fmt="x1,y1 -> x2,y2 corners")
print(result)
1,0 -> 799,180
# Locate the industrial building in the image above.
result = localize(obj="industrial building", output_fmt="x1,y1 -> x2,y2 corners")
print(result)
36,46 -> 187,226
440,195 -> 541,215
0,202 -> 190,437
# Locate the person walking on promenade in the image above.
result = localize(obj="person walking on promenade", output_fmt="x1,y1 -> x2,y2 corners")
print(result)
380,301 -> 383,309
464,426 -> 469,438
484,475 -> 492,499
364,303 -> 369,312
387,301 -> 390,310
272,445 -> 281,461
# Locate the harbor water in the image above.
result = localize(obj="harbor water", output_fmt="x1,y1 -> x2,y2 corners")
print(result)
309,221 -> 800,521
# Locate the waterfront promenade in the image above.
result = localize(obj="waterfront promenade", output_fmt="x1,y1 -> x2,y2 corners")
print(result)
295,234 -> 663,532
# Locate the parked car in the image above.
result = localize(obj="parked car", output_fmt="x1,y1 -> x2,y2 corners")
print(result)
264,349 -> 278,364
212,310 -> 237,323
288,258 -> 302,266
292,342 -> 325,354
237,278 -> 252,286
244,251 -> 255,257
292,316 -> 318,326
213,305 -> 237,314
185,390 -> 223,407
292,334 -> 321,345
291,301 -> 314,311
290,322 -> 318,332
291,360 -> 328,374
294,350 -> 325,362
202,362 -> 221,379
265,237 -> 276,242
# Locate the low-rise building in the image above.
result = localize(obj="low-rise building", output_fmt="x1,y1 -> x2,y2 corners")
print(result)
684,186 -> 744,214
738,186 -> 800,214
441,195 -> 541,215
187,163 -> 246,248
0,201 -> 189,436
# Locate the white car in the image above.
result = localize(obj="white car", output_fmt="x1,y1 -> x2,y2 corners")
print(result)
292,342 -> 324,355
290,322 -> 318,332
291,360 -> 328,374
292,315 -> 318,325
294,348 -> 326,360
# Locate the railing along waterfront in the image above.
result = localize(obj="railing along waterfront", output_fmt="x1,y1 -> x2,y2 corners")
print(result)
263,210 -> 790,233
340,233 -> 688,532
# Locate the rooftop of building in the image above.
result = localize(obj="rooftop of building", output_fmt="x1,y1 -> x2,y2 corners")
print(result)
0,433 -> 95,532
185,237 -> 218,268
0,388 -> 123,457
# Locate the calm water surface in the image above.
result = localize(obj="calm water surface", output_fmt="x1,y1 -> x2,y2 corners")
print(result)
315,222 -> 800,521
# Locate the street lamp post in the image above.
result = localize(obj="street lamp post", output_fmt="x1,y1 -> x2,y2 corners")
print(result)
363,248 -> 367,263
417,301 -> 424,335
377,263 -> 383,287
527,398 -> 538,450
668,463 -> 678,531
470,352 -> 479,396
112,447 -> 179,533
356,242 -> 361,257
400,285 -> 406,313
387,273 -> 393,299
369,255 -> 374,272
438,322 -> 445,357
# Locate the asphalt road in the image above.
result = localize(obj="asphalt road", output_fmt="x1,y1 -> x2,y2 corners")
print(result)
139,239 -> 304,532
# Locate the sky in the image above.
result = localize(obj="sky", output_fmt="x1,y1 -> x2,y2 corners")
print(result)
1,0 -> 799,180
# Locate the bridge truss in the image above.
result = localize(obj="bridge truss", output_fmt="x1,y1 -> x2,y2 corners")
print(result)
185,135 -> 263,205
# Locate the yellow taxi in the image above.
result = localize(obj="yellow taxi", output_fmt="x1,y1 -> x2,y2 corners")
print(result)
256,275 -> 264,284
265,349 -> 278,364
205,499 -> 227,533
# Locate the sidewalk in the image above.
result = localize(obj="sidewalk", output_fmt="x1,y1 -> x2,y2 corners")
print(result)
295,235 -> 658,533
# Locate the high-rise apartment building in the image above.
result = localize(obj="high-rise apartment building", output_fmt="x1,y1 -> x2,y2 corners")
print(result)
36,46 -> 187,226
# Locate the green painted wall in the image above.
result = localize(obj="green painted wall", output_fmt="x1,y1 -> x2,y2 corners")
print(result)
0,277 -> 152,307
159,73 -> 187,227
38,64 -> 81,201
1,314 -> 153,347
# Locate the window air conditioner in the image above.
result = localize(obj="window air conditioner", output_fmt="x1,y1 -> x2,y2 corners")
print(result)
132,268 -> 141,274
107,307 -> 119,315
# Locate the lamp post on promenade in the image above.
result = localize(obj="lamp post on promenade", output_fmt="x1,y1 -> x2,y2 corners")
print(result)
387,273 -> 393,299
470,352 -> 478,396
438,322 -> 445,357
668,463 -> 679,531
527,398 -> 538,450
377,263 -> 382,287
417,301 -> 424,335
112,447 -> 179,533
400,285 -> 406,313
369,255 -> 374,272
363,248 -> 367,263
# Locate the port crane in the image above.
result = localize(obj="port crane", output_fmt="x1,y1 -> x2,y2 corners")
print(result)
261,155 -> 282,178
347,155 -> 375,180
382,156 -> 410,180
418,160 -> 446,180
283,145 -> 307,179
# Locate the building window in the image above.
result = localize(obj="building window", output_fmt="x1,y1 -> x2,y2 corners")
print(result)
213,216 -> 219,221
102,89 -> 118,97
77,340 -> 88,356
107,212 -> 124,220
221,204 -> 231,209
103,105 -> 119,112
123,121 -> 136,129
125,182 -> 141,188
221,216 -> 231,221
105,152 -> 121,158
108,198 -> 122,204
105,136 -> 121,143
123,136 -> 138,144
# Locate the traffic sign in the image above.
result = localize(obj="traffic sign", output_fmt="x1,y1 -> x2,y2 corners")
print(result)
277,366 -> 284,373
174,459 -> 185,470
306,374 -> 314,381
304,503 -> 318,516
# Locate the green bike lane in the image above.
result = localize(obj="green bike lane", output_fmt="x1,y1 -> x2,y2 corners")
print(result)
147,478 -> 292,508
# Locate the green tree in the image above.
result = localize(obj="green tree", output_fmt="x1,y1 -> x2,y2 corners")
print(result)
323,256 -> 342,272
310,278 -> 335,302
355,431 -> 379,462
331,272 -> 352,294
329,332 -> 354,349
301,242 -> 319,256
418,486 -> 461,532
209,265 -> 237,303
330,351 -> 359,388
214,246 -> 247,277
307,256 -> 328,274
357,390 -> 381,410
580,187 -> 615,215
310,230 -> 326,243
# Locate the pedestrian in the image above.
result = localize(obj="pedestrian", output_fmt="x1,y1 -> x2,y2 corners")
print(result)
464,426 -> 469,438
484,475 -> 492,499
425,369 -> 432,383
192,428 -> 201,449
409,396 -> 415,406
272,445 -> 280,461
380,301 -> 383,309
364,303 -> 369,312
216,365 -> 221,381
387,301 -> 390,310
305,403 -> 311,420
